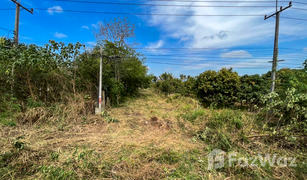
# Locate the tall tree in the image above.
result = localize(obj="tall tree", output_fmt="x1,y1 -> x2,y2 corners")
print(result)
93,17 -> 137,47
93,17 -> 137,82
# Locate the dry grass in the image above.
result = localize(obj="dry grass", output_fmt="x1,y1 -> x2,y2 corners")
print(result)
0,89 -> 306,179
0,89 -> 205,179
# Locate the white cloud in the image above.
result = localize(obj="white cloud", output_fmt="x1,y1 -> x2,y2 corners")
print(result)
221,50 -> 252,59
147,1 -> 307,48
164,68 -> 173,71
146,40 -> 164,49
183,58 -> 270,70
20,36 -> 32,40
179,37 -> 189,42
86,41 -> 97,47
183,63 -> 212,70
82,26 -> 89,29
304,48 -> 307,52
91,22 -> 101,29
54,32 -> 67,38
47,6 -> 63,15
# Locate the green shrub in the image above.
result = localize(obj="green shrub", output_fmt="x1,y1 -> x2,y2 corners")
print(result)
196,68 -> 240,106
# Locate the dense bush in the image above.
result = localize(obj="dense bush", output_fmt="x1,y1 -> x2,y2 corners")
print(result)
154,73 -> 183,95
153,66 -> 307,111
238,74 -> 269,107
0,37 -> 152,116
196,68 -> 240,106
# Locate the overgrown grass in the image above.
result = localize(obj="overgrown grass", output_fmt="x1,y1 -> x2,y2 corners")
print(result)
0,89 -> 306,179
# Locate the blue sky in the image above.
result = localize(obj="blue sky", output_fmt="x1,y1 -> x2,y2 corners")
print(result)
1,0 -> 307,77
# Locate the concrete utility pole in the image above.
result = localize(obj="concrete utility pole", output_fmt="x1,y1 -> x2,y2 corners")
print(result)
98,47 -> 103,112
11,0 -> 33,47
276,0 -> 278,12
94,48 -> 120,114
264,1 -> 292,95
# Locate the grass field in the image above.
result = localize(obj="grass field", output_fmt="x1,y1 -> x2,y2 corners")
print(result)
1,89 -> 306,179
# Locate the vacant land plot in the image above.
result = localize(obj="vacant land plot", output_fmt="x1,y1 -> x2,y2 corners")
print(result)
1,89 -> 306,179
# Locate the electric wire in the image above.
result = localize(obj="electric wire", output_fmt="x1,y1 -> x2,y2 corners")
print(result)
51,0 -> 278,8
2,7 -> 307,21
0,8 -> 16,10
33,8 -> 265,16
125,0 -> 291,3
0,27 -> 13,31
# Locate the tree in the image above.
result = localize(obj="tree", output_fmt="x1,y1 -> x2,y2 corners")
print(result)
93,17 -> 137,47
93,17 -> 138,82
78,41 -> 150,105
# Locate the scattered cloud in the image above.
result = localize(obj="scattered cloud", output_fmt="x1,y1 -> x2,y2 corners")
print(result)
54,32 -> 67,38
20,36 -> 32,40
91,22 -> 101,29
164,68 -> 173,71
47,6 -> 63,15
145,40 -> 166,54
183,63 -> 212,70
221,50 -> 252,59
179,37 -> 190,42
148,1 -> 307,48
203,31 -> 229,40
86,41 -> 97,47
183,58 -> 269,71
82,26 -> 89,29
146,40 -> 164,49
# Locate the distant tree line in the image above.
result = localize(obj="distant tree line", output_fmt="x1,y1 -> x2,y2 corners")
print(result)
153,66 -> 307,108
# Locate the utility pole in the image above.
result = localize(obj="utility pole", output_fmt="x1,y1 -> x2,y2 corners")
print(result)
276,0 -> 278,12
94,47 -> 120,114
264,2 -> 292,95
11,0 -> 33,47
98,47 -> 103,112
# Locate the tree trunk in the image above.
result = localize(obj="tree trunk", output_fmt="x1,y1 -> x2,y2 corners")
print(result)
26,74 -> 35,100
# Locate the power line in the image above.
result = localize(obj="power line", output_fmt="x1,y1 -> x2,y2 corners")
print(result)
146,61 -> 274,68
51,0 -> 277,7
146,59 -> 274,64
292,1 -> 307,5
137,0 -> 289,3
2,7 -> 306,21
0,27 -> 14,31
135,47 -> 305,51
146,61 -> 302,67
146,58 -> 303,64
281,16 -> 307,21
147,0 -> 306,4
137,47 -> 273,49
33,8 -> 265,16
18,40 -> 307,53
18,39 -> 307,52
0,8 -> 16,10
145,55 -> 306,59
291,7 -> 307,11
